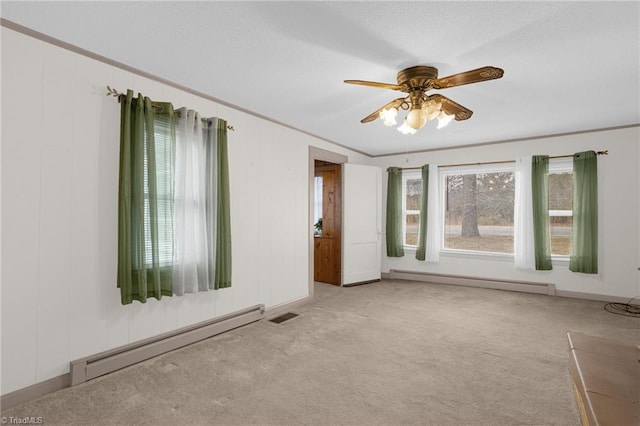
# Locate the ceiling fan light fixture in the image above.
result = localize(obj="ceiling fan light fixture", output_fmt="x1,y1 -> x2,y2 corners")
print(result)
379,107 -> 398,126
346,64 -> 503,135
429,102 -> 442,120
436,111 -> 455,129
397,119 -> 417,135
406,107 -> 426,130
423,101 -> 442,121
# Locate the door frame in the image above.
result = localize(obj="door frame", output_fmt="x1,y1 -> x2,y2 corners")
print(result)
308,146 -> 348,298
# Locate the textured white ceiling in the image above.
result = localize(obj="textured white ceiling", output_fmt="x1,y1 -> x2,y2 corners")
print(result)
2,1 -> 639,156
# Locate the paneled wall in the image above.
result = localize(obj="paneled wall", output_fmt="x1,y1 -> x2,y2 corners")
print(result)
370,127 -> 640,299
0,27 -> 368,395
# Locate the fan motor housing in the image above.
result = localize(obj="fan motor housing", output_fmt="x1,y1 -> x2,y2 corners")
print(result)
397,66 -> 439,91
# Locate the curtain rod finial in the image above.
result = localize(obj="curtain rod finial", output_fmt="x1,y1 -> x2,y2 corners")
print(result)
106,85 -> 124,103
597,150 -> 608,156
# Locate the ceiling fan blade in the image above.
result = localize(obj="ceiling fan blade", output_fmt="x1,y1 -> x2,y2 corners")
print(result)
344,79 -> 403,91
360,97 -> 407,123
431,66 -> 504,90
430,94 -> 473,121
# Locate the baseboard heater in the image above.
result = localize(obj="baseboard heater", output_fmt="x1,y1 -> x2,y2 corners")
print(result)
70,304 -> 265,386
388,270 -> 556,296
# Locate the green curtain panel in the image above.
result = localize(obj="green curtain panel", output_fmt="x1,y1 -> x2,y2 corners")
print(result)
386,167 -> 404,257
570,151 -> 598,273
531,155 -> 552,270
213,118 -> 232,289
117,90 -> 175,304
415,164 -> 429,261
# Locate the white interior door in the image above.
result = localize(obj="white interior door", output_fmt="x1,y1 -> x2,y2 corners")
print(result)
342,163 -> 382,285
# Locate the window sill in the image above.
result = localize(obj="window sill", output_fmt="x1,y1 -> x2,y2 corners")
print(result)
440,249 -> 514,262
401,247 -> 570,266
552,255 -> 570,264
403,246 -> 514,261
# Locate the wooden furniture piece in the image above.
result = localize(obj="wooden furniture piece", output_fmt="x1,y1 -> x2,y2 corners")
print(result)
567,331 -> 640,425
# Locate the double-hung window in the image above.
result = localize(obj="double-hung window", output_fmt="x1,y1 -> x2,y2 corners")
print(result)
548,158 -> 573,257
402,171 -> 422,247
142,114 -> 174,268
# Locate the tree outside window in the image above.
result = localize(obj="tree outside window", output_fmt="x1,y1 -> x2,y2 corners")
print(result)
443,169 -> 515,254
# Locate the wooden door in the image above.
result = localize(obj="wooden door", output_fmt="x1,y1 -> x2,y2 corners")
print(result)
314,162 -> 341,285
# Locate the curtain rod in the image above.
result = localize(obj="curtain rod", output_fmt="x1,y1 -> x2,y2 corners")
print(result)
106,86 -> 235,131
399,150 -> 608,170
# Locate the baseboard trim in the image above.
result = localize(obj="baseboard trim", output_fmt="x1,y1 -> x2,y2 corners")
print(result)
388,269 -> 557,296
386,270 -> 635,302
555,290 -> 634,303
0,373 -> 70,411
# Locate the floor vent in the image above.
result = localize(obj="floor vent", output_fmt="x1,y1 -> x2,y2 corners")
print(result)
343,279 -> 380,288
269,312 -> 299,324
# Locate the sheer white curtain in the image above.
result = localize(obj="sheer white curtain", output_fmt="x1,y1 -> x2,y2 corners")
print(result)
173,108 -> 211,294
514,156 -> 535,270
425,165 -> 441,263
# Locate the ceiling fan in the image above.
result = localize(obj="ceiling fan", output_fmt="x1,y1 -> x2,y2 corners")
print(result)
344,65 -> 504,134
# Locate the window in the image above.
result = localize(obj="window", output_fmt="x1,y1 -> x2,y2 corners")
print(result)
313,175 -> 323,236
441,165 -> 515,254
118,92 -> 232,304
395,159 -> 575,261
402,171 -> 422,246
142,116 -> 175,268
548,158 -> 573,256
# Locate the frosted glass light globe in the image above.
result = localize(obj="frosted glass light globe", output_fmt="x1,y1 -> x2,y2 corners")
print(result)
436,111 -> 455,129
379,107 -> 398,126
397,120 -> 417,135
406,108 -> 426,130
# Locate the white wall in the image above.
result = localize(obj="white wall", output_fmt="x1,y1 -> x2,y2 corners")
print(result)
370,127 -> 640,299
0,27 -> 368,395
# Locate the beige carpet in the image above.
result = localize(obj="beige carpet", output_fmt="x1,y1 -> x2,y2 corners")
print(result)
2,279 -> 638,425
